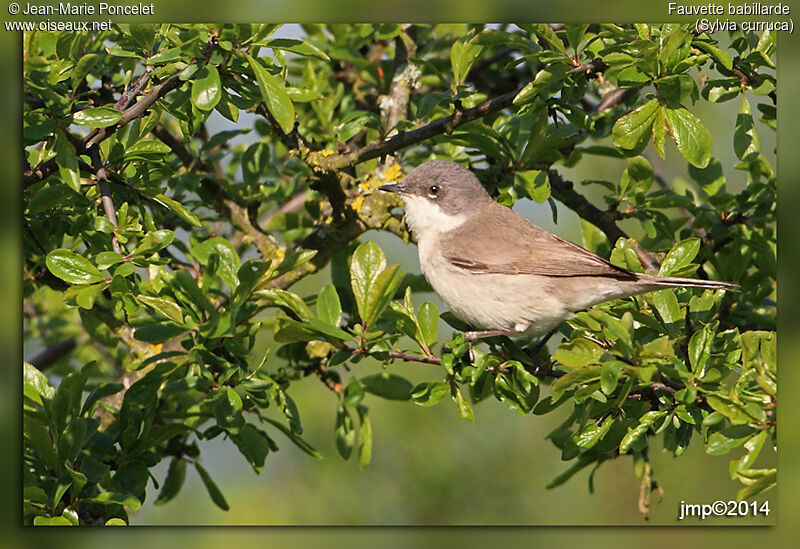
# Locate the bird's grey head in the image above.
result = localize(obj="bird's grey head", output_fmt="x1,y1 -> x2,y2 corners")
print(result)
380,160 -> 491,214
379,161 -> 492,236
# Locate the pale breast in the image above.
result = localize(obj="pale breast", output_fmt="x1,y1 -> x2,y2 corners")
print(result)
417,234 -> 573,335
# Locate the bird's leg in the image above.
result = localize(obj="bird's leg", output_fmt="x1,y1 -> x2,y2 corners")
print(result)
464,328 -> 520,363
528,328 -> 558,357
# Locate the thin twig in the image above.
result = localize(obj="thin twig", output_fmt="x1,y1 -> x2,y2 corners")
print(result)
307,86 -> 522,171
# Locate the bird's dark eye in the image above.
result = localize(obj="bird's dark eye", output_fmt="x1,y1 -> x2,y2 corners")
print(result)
428,185 -> 440,198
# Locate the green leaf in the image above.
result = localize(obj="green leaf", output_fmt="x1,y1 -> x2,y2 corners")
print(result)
707,425 -> 756,455
245,53 -> 295,134
53,132 -> 81,193
411,381 -> 450,407
151,193 -> 201,227
191,64 -> 222,111
24,362 -> 54,405
126,140 -> 172,155
133,229 -> 174,256
257,289 -> 313,320
105,518 -> 128,526
230,424 -> 270,473
417,302 -> 439,347
692,40 -> 733,70
665,106 -> 712,168
358,408 -> 372,471
86,491 -> 142,510
258,38 -> 330,61
194,463 -> 229,511
659,237 -> 700,276
450,32 -> 484,86
514,169 -> 551,203
192,237 -> 240,286
619,410 -> 666,453
452,386 -> 474,422
350,241 -> 402,327
514,64 -> 569,105
334,404 -> 355,460
72,107 -> 123,128
736,469 -> 776,500
734,96 -> 760,162
262,417 -> 322,459
147,47 -> 182,66
551,365 -> 602,397
46,249 -> 105,285
71,53 -> 100,89
96,251 -> 124,270
555,339 -> 604,367
317,284 -> 342,327
34,516 -> 73,526
137,295 -> 184,324
360,373 -> 413,401
611,98 -> 658,153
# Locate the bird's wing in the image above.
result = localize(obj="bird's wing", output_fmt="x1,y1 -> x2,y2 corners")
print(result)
441,202 -> 637,279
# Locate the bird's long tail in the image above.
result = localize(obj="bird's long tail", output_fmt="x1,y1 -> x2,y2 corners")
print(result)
637,273 -> 739,291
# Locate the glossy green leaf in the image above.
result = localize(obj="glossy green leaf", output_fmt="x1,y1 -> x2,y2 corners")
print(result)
152,193 -> 202,227
191,65 -> 222,111
417,302 -> 438,347
147,47 -> 182,66
619,410 -> 666,453
24,362 -> 54,405
230,424 -> 270,473
137,295 -> 184,324
46,249 -> 105,285
53,132 -> 81,193
555,339 -> 604,367
358,408 -> 372,471
317,284 -> 342,326
611,98 -> 658,153
34,516 -> 73,526
659,237 -> 700,276
361,373 -> 413,401
692,40 -> 733,70
245,53 -> 295,133
71,53 -> 100,89
258,38 -> 330,61
450,32 -> 484,86
72,107 -> 123,128
193,237 -> 240,286
334,404 -> 355,460
133,230 -> 175,256
665,106 -> 712,168
194,463 -> 229,511
734,96 -> 760,161
411,381 -> 450,407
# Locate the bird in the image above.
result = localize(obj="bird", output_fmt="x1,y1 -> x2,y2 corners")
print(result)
379,160 -> 737,358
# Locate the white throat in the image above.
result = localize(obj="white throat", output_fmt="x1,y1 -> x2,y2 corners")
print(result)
401,195 -> 467,239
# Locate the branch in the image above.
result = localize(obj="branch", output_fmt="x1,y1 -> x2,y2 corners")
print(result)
597,88 -> 633,112
307,86 -> 522,171
88,145 -> 122,254
27,338 -> 77,371
23,72 -> 186,187
548,169 -> 660,271
381,26 -> 418,140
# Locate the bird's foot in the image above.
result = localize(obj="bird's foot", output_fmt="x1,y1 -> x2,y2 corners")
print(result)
464,328 -> 518,364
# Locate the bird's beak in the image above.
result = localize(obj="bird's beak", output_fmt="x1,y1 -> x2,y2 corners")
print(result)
379,183 -> 405,194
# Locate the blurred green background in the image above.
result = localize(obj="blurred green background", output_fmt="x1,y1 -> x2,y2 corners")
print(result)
5,0 -> 796,543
